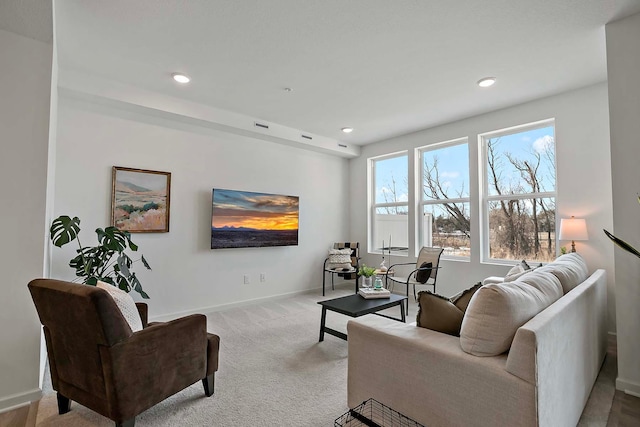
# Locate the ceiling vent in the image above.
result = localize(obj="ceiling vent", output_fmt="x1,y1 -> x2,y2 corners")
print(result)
254,122 -> 269,129
301,134 -> 313,140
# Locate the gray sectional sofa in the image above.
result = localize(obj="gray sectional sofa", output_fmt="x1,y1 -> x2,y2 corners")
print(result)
347,253 -> 607,427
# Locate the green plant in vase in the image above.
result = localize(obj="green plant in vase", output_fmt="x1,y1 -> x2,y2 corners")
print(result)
50,215 -> 151,298
358,264 -> 377,288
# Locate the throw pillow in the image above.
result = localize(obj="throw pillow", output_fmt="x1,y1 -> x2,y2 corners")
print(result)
450,282 -> 483,312
504,265 -> 540,282
504,260 -> 532,281
415,262 -> 433,284
416,291 -> 464,336
96,281 -> 143,332
459,280 -> 562,356
327,248 -> 353,270
505,264 -> 524,277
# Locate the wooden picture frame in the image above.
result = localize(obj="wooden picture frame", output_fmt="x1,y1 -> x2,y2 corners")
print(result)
111,166 -> 171,233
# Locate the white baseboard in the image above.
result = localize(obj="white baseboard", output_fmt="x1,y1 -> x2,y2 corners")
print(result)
616,377 -> 640,398
150,286 -> 322,323
0,388 -> 41,414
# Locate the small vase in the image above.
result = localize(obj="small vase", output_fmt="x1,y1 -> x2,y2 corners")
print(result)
362,276 -> 373,288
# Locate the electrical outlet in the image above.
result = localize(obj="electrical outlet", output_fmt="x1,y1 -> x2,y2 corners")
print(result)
244,274 -> 250,284
260,273 -> 266,282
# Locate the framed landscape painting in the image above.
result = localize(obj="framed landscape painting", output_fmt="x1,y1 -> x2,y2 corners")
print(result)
111,167 -> 171,233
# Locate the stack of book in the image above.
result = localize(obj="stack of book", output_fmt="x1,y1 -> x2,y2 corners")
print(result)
358,287 -> 391,299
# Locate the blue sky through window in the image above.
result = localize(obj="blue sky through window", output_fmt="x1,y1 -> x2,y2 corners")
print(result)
375,155 -> 408,204
487,125 -> 555,195
373,126 -> 554,205
422,142 -> 469,200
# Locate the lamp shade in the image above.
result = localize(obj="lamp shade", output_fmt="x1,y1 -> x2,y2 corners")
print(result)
559,217 -> 588,241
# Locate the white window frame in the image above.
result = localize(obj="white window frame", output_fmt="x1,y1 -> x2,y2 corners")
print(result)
479,119 -> 557,264
417,137 -> 470,260
369,151 -> 409,256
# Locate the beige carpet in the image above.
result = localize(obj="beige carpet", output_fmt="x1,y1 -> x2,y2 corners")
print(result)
37,286 -> 359,426
36,284 -> 616,426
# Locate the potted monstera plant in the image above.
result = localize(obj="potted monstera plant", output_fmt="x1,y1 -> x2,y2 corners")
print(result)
603,195 -> 640,259
50,215 -> 151,298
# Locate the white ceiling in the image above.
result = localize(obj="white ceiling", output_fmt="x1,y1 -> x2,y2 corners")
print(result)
29,1 -> 640,144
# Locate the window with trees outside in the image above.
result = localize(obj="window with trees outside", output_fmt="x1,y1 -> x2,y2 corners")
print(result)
419,138 -> 470,258
370,153 -> 409,255
481,120 -> 556,263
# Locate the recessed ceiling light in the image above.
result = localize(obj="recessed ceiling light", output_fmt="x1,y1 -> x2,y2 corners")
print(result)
284,87 -> 293,92
341,127 -> 354,133
172,73 -> 190,84
477,77 -> 496,87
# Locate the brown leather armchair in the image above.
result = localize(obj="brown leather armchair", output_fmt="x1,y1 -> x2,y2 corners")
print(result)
28,279 -> 220,427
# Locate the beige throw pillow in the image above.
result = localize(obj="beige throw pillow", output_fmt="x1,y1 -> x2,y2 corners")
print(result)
460,278 -> 561,356
97,280 -> 143,332
416,291 -> 464,336
327,248 -> 353,270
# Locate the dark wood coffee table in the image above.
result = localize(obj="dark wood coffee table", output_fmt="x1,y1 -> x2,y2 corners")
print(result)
318,293 -> 407,342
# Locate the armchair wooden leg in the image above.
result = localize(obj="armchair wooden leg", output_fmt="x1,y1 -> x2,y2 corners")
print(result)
116,418 -> 135,427
202,374 -> 215,397
56,393 -> 71,414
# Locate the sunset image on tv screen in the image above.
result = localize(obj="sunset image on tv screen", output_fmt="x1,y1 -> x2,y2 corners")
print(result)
211,189 -> 299,249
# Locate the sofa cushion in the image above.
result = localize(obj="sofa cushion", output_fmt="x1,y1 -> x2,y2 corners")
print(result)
416,291 -> 464,336
516,270 -> 563,300
460,278 -> 561,356
536,253 -> 588,294
450,282 -> 483,312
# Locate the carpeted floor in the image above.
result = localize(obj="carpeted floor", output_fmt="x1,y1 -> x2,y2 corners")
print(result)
36,283 -> 617,426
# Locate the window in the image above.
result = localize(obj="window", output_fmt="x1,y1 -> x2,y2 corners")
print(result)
418,139 -> 470,258
370,153 -> 408,255
480,121 -> 556,263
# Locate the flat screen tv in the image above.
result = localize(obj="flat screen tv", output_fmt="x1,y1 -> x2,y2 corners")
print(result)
211,188 -> 299,249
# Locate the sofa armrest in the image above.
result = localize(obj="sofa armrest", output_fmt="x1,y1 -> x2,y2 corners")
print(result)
506,269 -> 608,427
100,314 -> 208,421
347,315 -> 536,427
135,302 -> 148,328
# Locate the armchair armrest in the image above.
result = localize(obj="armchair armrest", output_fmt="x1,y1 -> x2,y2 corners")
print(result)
100,314 -> 208,420
387,261 -> 415,274
135,303 -> 148,328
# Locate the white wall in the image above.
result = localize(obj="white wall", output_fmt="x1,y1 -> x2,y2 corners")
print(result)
0,29 -> 52,410
52,91 -> 350,319
350,83 -> 616,330
606,12 -> 640,397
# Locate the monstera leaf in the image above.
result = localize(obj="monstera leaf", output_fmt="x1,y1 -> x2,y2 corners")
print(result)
604,194 -> 640,260
50,216 -> 81,248
604,229 -> 640,259
96,227 -> 128,252
50,215 -> 151,298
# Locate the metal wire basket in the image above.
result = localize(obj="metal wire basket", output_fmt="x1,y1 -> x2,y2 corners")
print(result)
335,398 -> 425,427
